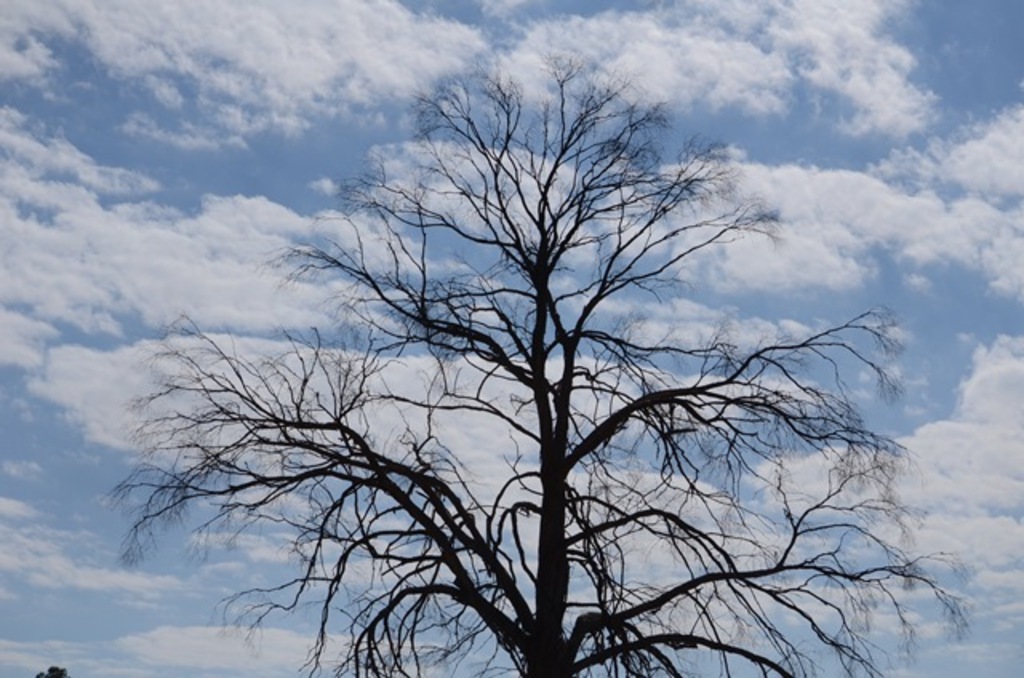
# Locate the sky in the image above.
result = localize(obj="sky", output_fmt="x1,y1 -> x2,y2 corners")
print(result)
0,1 -> 1023,676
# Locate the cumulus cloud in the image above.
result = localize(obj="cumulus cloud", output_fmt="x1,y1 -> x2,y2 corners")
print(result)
499,0 -> 934,136
689,153 -> 1021,298
1,110 -> 342,340
2,0 -> 487,145
732,334 -> 1024,670
878,104 -> 1024,201
26,342 -> 153,449
3,0 -> 938,145
308,177 -> 337,196
1,5 -> 1020,675
0,3 -> 74,83
904,336 -> 1024,511
0,505 -> 181,598
0,307 -> 57,368
0,496 -> 37,519
0,107 -> 159,195
868,103 -> 1024,301
768,0 -> 935,136
26,330 -> 338,451
897,336 -> 1024,612
500,7 -> 793,116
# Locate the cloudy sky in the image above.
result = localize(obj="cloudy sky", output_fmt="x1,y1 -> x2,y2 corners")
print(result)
1,1 -> 1023,676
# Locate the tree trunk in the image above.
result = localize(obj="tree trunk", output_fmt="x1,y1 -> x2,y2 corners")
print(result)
530,461 -> 570,677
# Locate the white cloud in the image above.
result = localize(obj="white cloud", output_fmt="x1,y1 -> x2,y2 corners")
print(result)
898,335 -> 1024,602
1,1 -> 940,144
115,625 -> 314,674
308,177 -> 336,196
0,508 -> 182,598
954,337 -> 1024,428
477,0 -> 537,17
725,335 -> 1024,665
26,331 -> 351,451
3,0 -> 487,144
0,307 -> 57,368
0,460 -> 43,480
904,272 -> 932,293
878,104 -> 1024,200
1,110 -> 343,340
0,626 -> 315,678
0,107 -> 159,196
768,0 -> 935,136
0,3 -> 74,83
0,638 -> 87,678
941,106 -> 1024,199
1,192 -> 327,335
693,156 -> 1020,296
0,496 -> 37,519
191,532 -> 294,566
142,75 -> 184,110
501,7 -> 792,116
500,0 -> 934,136
27,342 -> 153,449
867,104 -> 1024,301
121,112 -> 234,151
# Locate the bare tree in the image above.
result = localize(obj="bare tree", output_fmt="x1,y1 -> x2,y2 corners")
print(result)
117,60 -> 963,677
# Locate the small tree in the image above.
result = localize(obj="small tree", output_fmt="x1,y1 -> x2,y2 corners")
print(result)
36,668 -> 69,678
118,60 -> 962,677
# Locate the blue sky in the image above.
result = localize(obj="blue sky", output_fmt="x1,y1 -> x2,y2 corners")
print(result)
1,1 -> 1023,676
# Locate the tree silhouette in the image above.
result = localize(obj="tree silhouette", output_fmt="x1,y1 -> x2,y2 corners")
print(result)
118,60 -> 963,677
36,668 -> 69,678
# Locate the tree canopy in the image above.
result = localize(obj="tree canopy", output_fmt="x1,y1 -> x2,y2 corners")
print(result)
118,60 -> 963,677
36,668 -> 69,678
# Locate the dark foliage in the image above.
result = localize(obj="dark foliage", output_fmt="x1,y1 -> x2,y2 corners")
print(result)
36,668 -> 69,678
